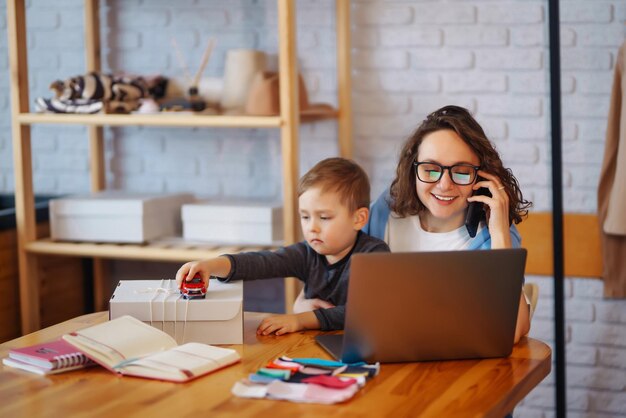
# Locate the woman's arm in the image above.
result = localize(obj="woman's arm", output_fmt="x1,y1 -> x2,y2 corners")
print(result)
514,291 -> 531,343
468,171 -> 530,342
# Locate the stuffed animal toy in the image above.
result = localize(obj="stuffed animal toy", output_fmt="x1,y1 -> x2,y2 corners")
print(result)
36,72 -> 168,114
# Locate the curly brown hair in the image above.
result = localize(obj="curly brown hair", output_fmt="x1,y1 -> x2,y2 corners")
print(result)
389,105 -> 531,224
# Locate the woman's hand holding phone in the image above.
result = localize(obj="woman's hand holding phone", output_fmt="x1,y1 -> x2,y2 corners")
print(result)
466,170 -> 512,248
464,184 -> 490,238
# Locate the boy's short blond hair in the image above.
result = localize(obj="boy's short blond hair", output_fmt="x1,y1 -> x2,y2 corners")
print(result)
297,157 -> 370,212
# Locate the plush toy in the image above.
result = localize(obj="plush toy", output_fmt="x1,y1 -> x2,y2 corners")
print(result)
35,72 -> 168,114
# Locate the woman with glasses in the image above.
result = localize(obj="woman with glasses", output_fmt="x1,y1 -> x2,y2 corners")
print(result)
364,105 -> 532,342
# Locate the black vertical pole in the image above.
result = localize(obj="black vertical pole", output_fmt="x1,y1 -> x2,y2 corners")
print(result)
547,0 -> 567,417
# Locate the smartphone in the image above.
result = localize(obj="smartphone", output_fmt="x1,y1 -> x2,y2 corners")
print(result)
464,185 -> 491,238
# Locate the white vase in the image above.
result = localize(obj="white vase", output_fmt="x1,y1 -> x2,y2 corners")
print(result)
220,49 -> 267,110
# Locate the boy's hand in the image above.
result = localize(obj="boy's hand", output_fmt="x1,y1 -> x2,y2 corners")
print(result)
257,314 -> 302,336
175,256 -> 232,289
256,312 -> 320,336
175,260 -> 210,289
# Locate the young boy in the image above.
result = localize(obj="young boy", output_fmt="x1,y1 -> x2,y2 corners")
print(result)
176,157 -> 390,336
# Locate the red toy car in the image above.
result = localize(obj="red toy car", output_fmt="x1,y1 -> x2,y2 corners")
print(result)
180,274 -> 207,299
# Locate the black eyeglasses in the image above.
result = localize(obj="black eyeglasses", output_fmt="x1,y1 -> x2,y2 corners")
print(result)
413,161 -> 480,185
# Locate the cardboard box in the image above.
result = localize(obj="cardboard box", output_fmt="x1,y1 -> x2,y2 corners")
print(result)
182,201 -> 283,245
109,279 -> 243,345
50,191 -> 194,243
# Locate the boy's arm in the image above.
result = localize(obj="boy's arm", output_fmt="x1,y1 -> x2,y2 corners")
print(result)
313,305 -> 346,331
220,242 -> 309,283
293,289 -> 335,313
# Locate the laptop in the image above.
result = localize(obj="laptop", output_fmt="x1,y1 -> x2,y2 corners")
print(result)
316,248 -> 527,363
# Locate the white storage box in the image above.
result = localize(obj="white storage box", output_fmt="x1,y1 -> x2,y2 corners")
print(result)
50,191 -> 194,243
109,279 -> 243,345
182,201 -> 283,245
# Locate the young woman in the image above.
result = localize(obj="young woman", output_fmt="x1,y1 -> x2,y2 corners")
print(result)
364,105 -> 533,342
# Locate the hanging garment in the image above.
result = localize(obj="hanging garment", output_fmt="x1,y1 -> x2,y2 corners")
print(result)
598,40 -> 626,298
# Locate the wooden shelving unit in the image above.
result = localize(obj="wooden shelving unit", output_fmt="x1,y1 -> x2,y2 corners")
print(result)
7,0 -> 353,333
17,113 -> 284,128
16,110 -> 340,128
25,238 -> 271,263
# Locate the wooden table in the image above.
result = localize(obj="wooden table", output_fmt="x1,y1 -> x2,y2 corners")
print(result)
0,312 -> 551,418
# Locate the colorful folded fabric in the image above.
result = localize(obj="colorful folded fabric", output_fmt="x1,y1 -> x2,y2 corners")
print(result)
300,366 -> 334,375
265,381 -> 309,402
284,371 -> 317,384
248,373 -> 280,384
265,359 -> 302,372
301,375 -> 357,389
257,367 -> 291,380
284,357 -> 352,368
272,359 -> 303,369
302,382 -> 359,404
338,363 -> 380,378
232,381 -> 268,399
287,371 -> 364,387
231,356 -> 380,404
264,380 -> 359,404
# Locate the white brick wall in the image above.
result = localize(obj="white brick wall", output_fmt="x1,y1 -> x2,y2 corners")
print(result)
521,277 -> 626,417
0,1 -> 624,416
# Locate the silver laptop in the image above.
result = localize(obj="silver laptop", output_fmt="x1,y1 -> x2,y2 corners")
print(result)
316,248 -> 526,363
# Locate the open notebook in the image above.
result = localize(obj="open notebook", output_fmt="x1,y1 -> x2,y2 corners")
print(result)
63,315 -> 240,382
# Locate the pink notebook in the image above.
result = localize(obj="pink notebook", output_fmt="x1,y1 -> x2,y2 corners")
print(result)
7,339 -> 93,370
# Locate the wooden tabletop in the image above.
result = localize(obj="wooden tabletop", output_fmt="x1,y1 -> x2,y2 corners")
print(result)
0,312 -> 551,418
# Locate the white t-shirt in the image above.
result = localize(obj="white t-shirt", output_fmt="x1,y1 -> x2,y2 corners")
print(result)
385,213 -> 483,252
385,213 -> 529,307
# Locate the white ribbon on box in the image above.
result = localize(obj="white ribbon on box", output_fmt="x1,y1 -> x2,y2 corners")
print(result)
134,279 -> 190,345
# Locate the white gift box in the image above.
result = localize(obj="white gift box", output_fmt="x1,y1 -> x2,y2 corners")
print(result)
109,279 -> 243,345
50,191 -> 194,243
182,201 -> 283,245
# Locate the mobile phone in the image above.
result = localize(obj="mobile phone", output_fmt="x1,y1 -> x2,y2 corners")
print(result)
464,185 -> 491,238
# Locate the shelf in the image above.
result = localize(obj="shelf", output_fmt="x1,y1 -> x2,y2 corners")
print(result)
18,113 -> 283,128
17,108 -> 339,128
25,237 -> 276,262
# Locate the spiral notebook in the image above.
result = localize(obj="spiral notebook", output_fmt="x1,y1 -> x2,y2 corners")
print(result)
3,339 -> 96,375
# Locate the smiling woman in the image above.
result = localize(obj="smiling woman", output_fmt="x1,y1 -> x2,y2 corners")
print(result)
363,105 -> 532,343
